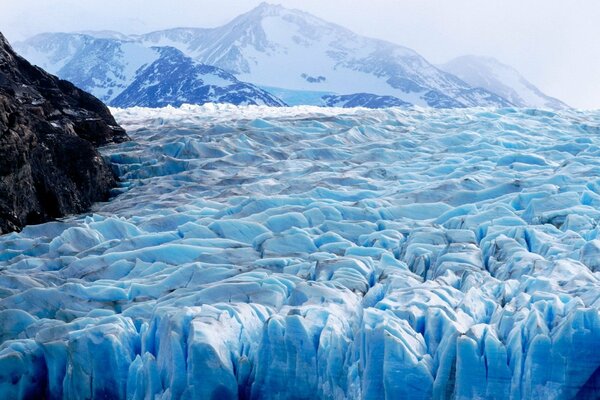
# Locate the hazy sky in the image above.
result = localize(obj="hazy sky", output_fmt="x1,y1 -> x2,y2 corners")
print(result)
1,0 -> 598,109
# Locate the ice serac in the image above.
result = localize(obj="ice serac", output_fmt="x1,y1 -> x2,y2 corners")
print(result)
0,32 -> 127,234
1,104 -> 600,399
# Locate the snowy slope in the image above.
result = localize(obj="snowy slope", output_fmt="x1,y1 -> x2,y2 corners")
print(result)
16,3 -> 517,109
1,105 -> 600,399
14,32 -> 93,77
17,33 -> 160,103
112,47 -> 286,107
135,3 -> 512,108
15,33 -> 285,107
440,55 -> 569,110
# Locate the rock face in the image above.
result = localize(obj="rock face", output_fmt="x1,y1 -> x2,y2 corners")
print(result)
0,32 -> 127,234
13,34 -> 287,108
110,46 -> 287,108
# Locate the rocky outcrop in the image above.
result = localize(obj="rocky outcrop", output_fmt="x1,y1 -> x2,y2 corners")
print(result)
0,32 -> 128,234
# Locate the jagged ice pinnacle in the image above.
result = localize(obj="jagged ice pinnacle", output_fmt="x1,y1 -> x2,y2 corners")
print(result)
1,104 -> 600,399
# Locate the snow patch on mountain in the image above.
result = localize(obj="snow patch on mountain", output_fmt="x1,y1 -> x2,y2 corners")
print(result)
16,3 -> 534,109
132,3 -> 513,108
112,47 -> 285,107
440,55 -> 569,110
16,34 -> 285,107
16,33 -> 90,75
18,34 -> 161,103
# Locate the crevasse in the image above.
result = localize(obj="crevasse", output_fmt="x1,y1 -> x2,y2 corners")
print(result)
1,104 -> 600,399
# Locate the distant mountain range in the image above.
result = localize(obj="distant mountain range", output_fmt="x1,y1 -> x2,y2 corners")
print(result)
439,55 -> 568,110
15,2 -> 568,109
15,33 -> 284,107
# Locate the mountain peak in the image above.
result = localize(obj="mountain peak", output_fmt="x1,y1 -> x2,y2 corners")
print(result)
242,2 -> 322,22
256,2 -> 283,10
16,8 -> 532,109
440,55 -> 569,109
0,31 -> 15,59
0,31 -> 9,46
250,2 -> 286,16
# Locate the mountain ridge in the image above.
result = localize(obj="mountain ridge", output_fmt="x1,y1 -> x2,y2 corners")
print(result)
440,54 -> 569,110
0,31 -> 127,233
16,34 -> 286,107
14,3 -> 568,109
126,3 -> 511,108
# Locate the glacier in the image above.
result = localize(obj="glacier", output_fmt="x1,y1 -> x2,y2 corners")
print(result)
1,104 -> 600,399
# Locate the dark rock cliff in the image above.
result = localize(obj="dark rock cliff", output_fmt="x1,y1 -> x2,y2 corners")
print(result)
0,32 -> 128,234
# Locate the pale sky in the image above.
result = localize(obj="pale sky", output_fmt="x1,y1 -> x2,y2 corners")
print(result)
1,0 -> 598,109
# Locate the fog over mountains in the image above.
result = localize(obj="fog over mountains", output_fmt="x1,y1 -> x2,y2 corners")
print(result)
15,2 -> 568,109
440,55 -> 568,110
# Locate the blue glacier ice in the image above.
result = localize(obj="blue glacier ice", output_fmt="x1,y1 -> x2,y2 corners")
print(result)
1,103 -> 600,399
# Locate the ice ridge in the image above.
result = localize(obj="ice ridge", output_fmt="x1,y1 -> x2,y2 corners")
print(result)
1,104 -> 600,399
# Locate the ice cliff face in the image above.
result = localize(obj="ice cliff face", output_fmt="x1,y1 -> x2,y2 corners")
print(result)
1,104 -> 600,399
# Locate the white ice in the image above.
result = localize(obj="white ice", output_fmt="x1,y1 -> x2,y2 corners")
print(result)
1,104 -> 600,399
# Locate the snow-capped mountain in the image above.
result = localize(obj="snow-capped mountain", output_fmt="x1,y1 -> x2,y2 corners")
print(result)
15,33 -> 285,107
440,55 -> 569,110
15,3 -> 520,109
132,3 -> 512,108
112,47 -> 285,108
18,33 -> 161,104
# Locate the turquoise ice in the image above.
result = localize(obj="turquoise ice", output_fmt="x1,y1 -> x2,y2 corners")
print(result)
1,104 -> 600,399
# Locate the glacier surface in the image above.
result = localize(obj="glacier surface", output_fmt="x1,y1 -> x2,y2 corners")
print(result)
1,104 -> 600,399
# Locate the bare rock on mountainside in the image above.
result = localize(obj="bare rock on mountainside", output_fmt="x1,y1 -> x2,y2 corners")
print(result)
0,32 -> 128,234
